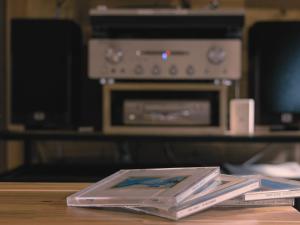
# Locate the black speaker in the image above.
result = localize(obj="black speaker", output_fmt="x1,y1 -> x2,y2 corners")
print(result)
249,22 -> 300,128
79,45 -> 102,130
11,19 -> 83,129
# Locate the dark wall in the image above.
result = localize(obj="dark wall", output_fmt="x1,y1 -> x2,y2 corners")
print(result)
0,0 -> 6,172
0,0 -> 5,130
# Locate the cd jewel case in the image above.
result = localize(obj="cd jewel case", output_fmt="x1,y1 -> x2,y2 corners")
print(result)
244,176 -> 300,201
219,195 -> 294,207
67,167 -> 220,209
127,175 -> 260,220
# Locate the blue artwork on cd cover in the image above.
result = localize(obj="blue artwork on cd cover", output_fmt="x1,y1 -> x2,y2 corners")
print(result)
113,176 -> 187,189
261,179 -> 300,190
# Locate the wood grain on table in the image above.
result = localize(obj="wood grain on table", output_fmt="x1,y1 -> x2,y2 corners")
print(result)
0,182 -> 300,225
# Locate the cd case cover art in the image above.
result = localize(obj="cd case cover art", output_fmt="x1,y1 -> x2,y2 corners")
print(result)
245,176 -> 300,201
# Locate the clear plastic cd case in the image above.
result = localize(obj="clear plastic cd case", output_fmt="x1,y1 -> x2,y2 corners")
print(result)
245,176 -> 300,201
219,196 -> 294,207
67,167 -> 220,209
127,175 -> 260,220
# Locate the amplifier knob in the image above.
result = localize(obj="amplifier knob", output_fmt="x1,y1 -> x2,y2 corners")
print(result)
186,65 -> 195,75
169,65 -> 178,76
134,65 -> 144,75
105,47 -> 123,64
152,65 -> 161,75
207,46 -> 226,65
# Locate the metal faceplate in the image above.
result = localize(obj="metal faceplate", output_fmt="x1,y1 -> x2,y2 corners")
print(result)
124,100 -> 211,125
89,39 -> 241,80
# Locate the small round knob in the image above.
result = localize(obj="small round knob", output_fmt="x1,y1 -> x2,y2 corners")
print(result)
186,65 -> 195,76
105,47 -> 123,64
134,65 -> 144,75
169,65 -> 178,76
207,46 -> 226,65
152,65 -> 161,75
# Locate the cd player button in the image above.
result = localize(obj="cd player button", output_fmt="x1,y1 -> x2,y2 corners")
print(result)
186,65 -> 195,76
134,65 -> 144,75
169,65 -> 178,76
152,65 -> 161,75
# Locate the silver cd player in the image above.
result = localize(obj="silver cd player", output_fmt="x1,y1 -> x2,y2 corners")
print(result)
89,8 -> 244,80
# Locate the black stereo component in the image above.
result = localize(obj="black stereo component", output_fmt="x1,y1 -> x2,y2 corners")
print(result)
11,19 -> 83,129
90,8 -> 244,39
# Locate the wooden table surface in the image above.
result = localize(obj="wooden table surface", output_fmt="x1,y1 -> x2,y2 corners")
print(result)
1,182 -> 300,225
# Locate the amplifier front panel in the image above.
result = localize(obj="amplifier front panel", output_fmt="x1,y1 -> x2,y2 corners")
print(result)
89,39 -> 241,80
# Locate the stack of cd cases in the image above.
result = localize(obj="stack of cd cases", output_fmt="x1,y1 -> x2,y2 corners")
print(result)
67,167 -> 300,220
67,167 -> 260,220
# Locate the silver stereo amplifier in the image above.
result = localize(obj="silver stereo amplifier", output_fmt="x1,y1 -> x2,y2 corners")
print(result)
89,8 -> 244,80
124,100 -> 211,125
89,39 -> 241,80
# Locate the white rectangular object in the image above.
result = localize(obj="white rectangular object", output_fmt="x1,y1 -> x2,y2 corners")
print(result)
230,99 -> 255,134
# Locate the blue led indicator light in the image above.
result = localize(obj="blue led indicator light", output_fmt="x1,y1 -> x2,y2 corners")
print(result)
162,52 -> 168,61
